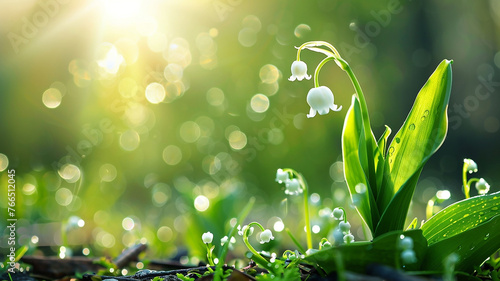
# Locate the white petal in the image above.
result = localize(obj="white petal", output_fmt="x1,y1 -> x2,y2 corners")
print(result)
288,76 -> 297,82
307,107 -> 317,118
331,104 -> 342,111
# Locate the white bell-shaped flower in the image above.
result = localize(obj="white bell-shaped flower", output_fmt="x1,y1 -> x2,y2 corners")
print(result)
285,178 -> 303,195
275,168 -> 290,184
464,158 -> 478,173
202,232 -> 213,244
306,86 -> 342,118
259,229 -> 275,244
288,61 -> 311,81
476,178 -> 490,195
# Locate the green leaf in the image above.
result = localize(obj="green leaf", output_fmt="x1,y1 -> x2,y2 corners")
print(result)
304,229 -> 427,274
375,59 -> 453,236
421,191 -> 500,245
342,95 -> 379,231
421,214 -> 500,273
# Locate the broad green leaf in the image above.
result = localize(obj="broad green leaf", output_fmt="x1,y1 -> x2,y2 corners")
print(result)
421,214 -> 500,273
375,60 -> 453,236
421,191 -> 500,245
304,229 -> 427,274
375,167 -> 422,237
342,95 -> 379,231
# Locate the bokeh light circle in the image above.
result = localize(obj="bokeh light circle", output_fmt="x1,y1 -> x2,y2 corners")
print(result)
0,153 -> 8,172
194,195 -> 210,212
250,94 -> 270,113
119,130 -> 140,151
145,82 -> 166,104
162,145 -> 182,165
42,88 -> 62,109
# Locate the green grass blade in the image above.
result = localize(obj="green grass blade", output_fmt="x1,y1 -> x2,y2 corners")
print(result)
421,191 -> 500,245
375,60 -> 453,236
421,214 -> 500,274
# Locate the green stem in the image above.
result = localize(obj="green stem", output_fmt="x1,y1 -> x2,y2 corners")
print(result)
340,57 -> 377,196
295,172 -> 313,250
285,228 -> 306,254
243,222 -> 277,275
313,56 -> 335,88
463,163 -> 470,199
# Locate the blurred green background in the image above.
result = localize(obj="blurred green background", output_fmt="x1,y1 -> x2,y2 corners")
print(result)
1,0 -> 499,265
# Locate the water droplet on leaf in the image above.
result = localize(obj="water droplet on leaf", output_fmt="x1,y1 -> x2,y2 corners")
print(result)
409,123 -> 416,130
389,146 -> 395,156
395,137 -> 400,144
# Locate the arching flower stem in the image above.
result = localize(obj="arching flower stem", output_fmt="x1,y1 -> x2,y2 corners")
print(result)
296,41 -> 377,193
243,222 -> 277,275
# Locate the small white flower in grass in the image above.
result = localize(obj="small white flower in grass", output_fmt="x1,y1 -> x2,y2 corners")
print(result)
476,178 -> 490,195
306,86 -> 342,118
332,208 -> 344,220
343,233 -> 354,244
238,225 -> 254,236
399,237 -> 414,250
285,178 -> 303,195
275,168 -> 289,184
288,61 -> 311,81
202,232 -> 213,244
221,236 -> 236,249
332,227 -> 344,246
339,221 -> 351,234
464,158 -> 478,173
259,229 -> 274,244
401,249 -> 417,264
306,249 -> 318,255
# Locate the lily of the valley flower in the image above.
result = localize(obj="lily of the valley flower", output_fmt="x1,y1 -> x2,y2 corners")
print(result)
221,236 -> 236,249
202,232 -> 213,244
275,168 -> 290,184
285,178 -> 303,195
238,224 -> 254,236
476,178 -> 490,195
332,208 -> 344,220
464,158 -> 478,173
289,60 -> 311,81
306,86 -> 342,118
259,229 -> 275,244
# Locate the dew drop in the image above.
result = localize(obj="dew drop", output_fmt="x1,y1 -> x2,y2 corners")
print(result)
492,207 -> 499,211
409,123 -> 416,130
421,110 -> 430,121
479,212 -> 484,216
388,146 -> 395,156
457,246 -> 462,251
484,233 -> 490,240
395,137 -> 401,144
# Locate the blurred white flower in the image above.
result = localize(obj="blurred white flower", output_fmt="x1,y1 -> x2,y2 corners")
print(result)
476,178 -> 490,195
285,178 -> 303,195
259,229 -> 274,244
202,232 -> 213,244
275,168 -> 290,184
332,208 -> 344,220
464,158 -> 478,173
